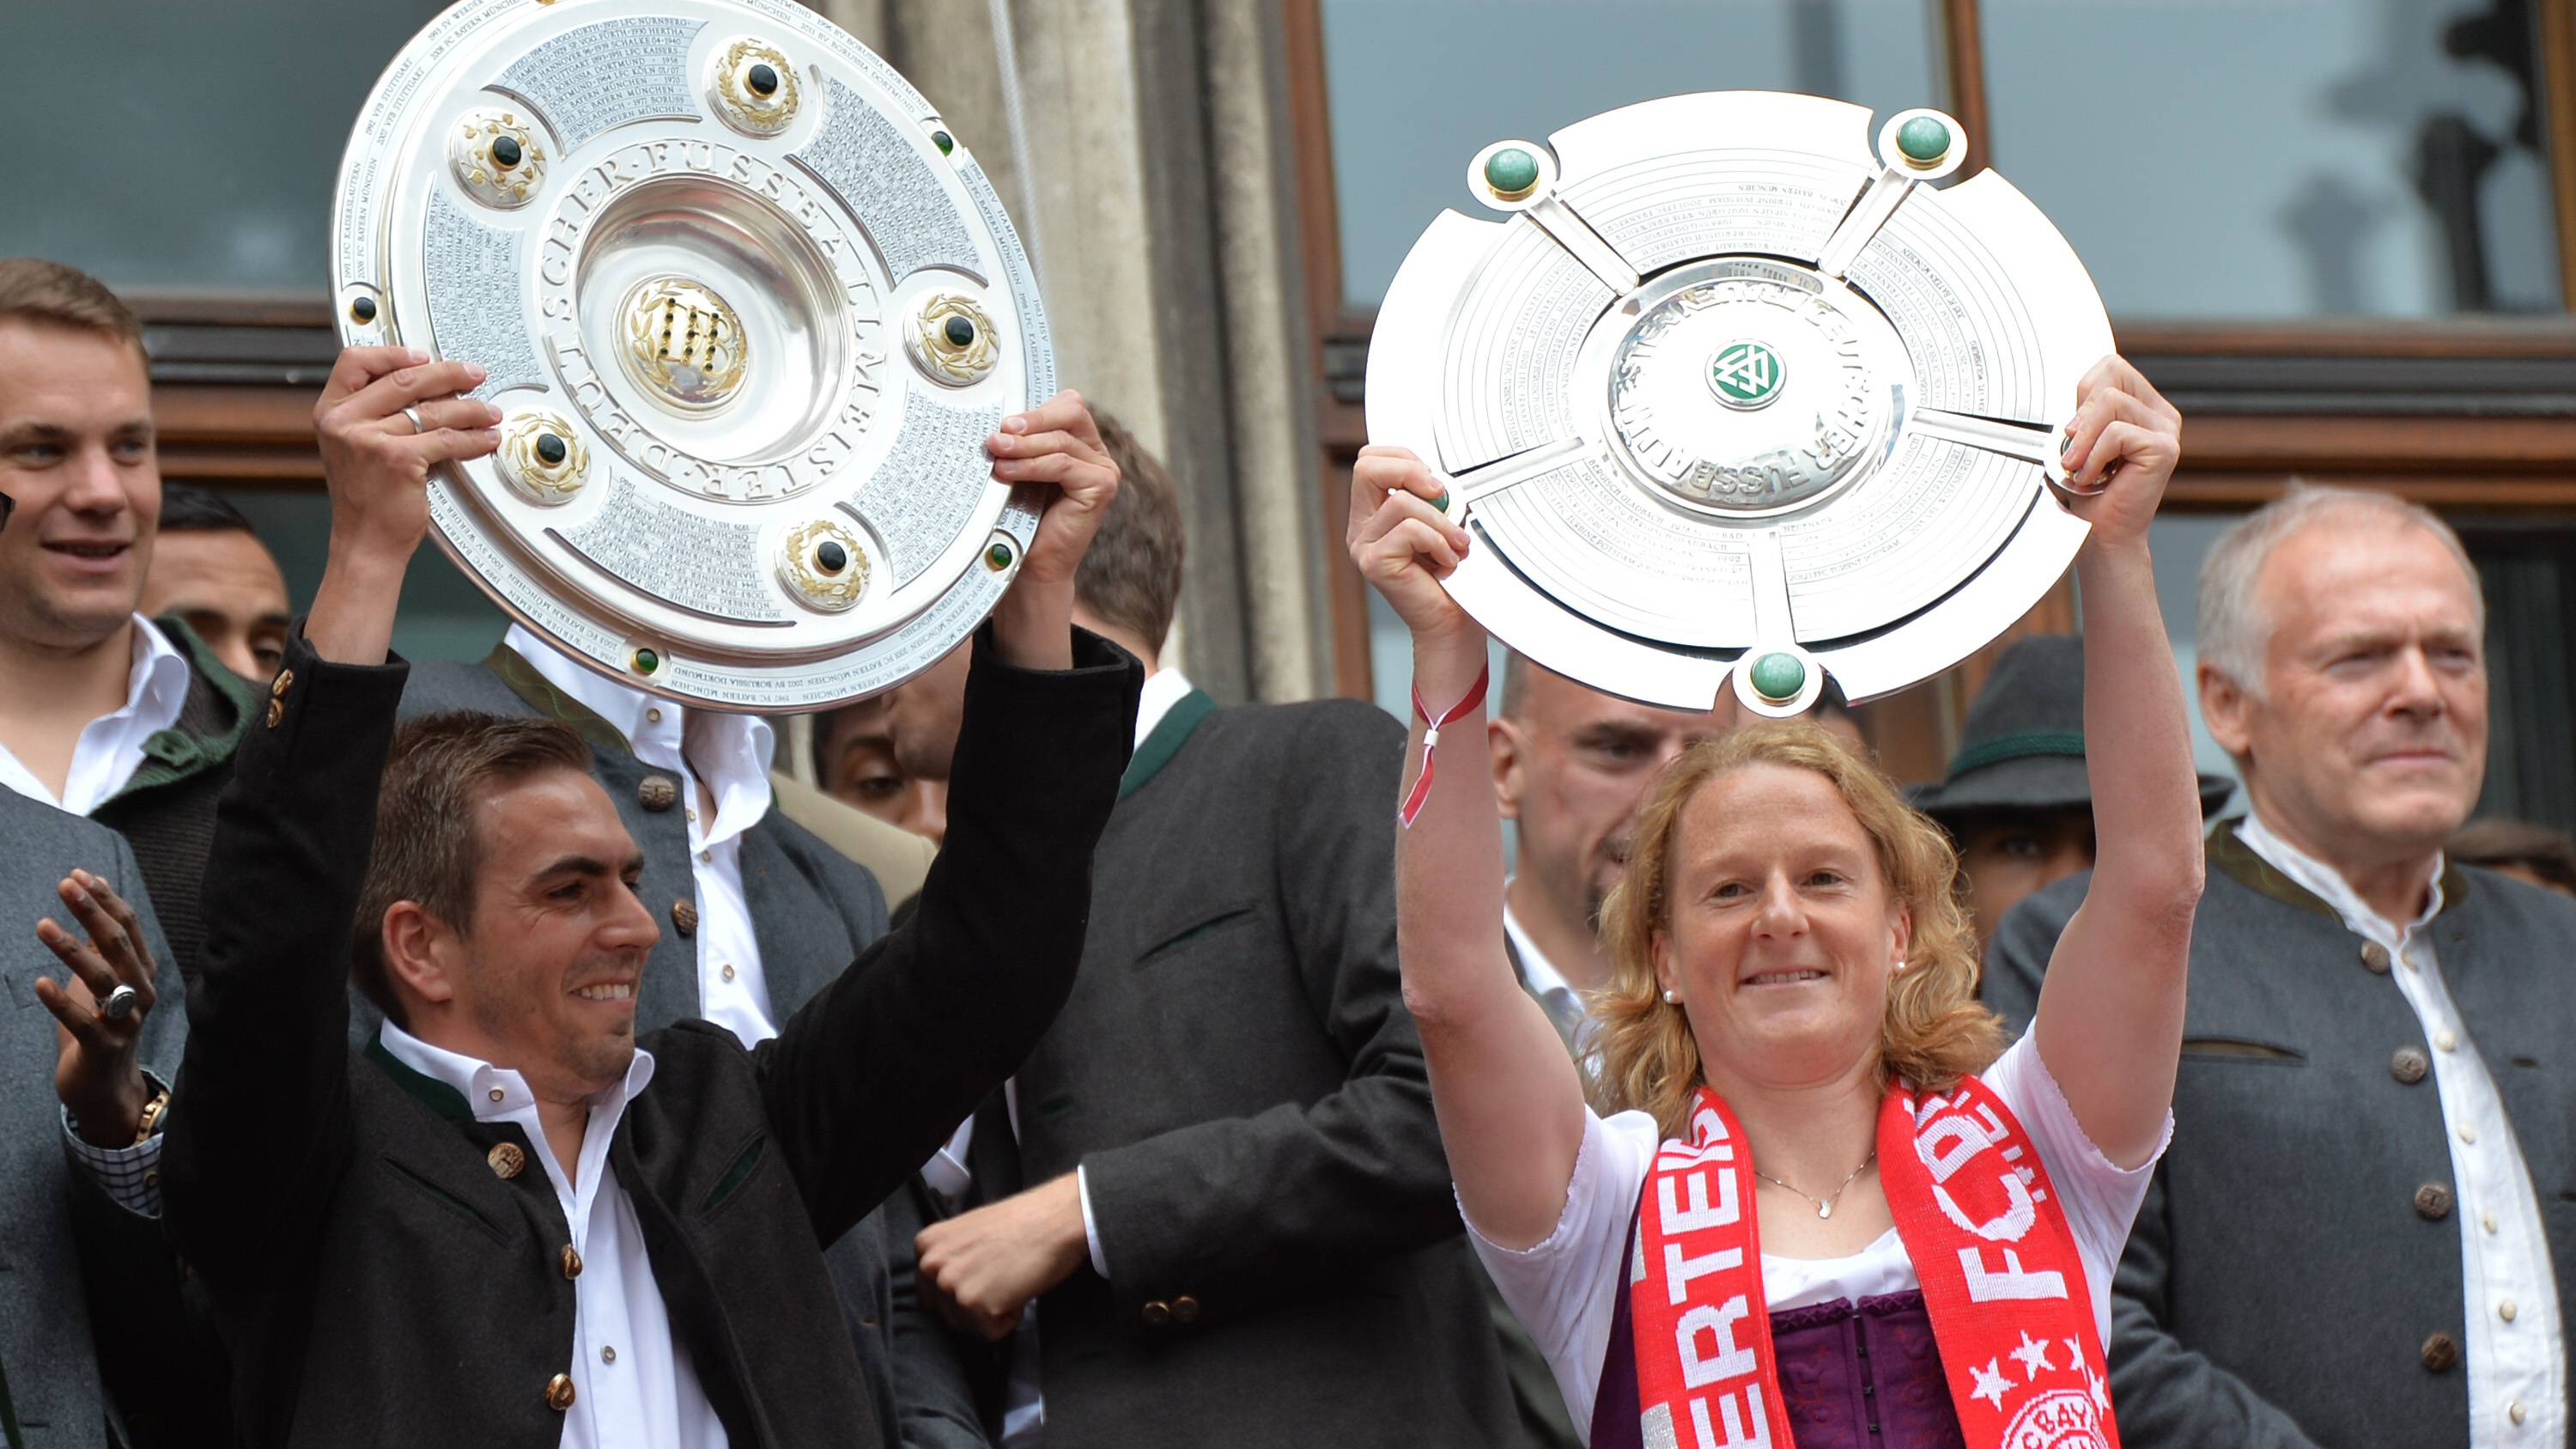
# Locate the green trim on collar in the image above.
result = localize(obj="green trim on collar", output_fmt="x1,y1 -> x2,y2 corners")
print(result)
111,616 -> 258,801
364,1033 -> 474,1123
2207,819 -> 2473,920
484,643 -> 633,758
1119,688 -> 1217,801
2205,819 -> 2337,920
1944,728 -> 2085,782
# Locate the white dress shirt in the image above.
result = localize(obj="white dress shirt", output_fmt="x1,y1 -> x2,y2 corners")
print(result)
0,615 -> 191,813
507,626 -> 781,1047
1502,896 -> 1600,1060
1472,1034 -> 2160,1434
378,1022 -> 726,1449
923,667 -> 1195,1448
2239,812 -> 2567,1446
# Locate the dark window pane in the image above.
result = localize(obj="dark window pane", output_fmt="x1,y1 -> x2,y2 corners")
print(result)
2462,525 -> 2576,832
3,3 -> 446,295
1322,0 -> 1942,310
1984,0 -> 2563,318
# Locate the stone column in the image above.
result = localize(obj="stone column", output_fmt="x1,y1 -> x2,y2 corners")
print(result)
803,0 -> 1335,702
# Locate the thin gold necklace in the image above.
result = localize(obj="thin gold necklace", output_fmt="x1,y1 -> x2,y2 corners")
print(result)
1754,1149 -> 1876,1220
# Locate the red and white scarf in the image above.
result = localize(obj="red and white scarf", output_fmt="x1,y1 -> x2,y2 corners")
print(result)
1630,1076 -> 2117,1449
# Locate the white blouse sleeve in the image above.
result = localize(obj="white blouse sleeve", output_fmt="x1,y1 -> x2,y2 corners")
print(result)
1462,1105 -> 1661,1435
1981,1032 -> 2170,1346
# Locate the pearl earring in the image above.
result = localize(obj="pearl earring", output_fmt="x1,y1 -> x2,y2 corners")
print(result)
1662,989 -> 1680,1005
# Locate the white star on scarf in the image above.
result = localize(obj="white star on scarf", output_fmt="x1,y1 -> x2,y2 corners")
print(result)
2087,1364 -> 2110,1413
1971,1358 -> 2012,1409
2010,1329 -> 2056,1381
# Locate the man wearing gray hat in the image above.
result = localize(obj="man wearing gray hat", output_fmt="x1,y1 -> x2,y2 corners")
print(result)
1917,633 -> 2232,947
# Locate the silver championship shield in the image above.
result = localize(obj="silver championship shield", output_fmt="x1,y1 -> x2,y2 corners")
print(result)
331,0 -> 1053,712
1368,93 -> 2113,715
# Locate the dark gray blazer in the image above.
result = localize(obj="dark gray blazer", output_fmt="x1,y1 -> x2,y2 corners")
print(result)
1984,821 -> 2576,1449
0,792 -> 181,1446
396,648 -> 973,1447
964,691 -> 1517,1448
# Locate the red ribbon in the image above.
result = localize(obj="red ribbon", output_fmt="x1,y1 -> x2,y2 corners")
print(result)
1399,664 -> 1489,829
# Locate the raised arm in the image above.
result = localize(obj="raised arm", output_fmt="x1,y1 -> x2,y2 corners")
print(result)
760,392 -> 1138,1240
2027,356 -> 2206,1169
1348,446 -> 1589,1250
161,346 -> 499,1280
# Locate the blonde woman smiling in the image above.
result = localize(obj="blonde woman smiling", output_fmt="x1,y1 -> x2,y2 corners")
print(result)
1347,356 -> 2202,1449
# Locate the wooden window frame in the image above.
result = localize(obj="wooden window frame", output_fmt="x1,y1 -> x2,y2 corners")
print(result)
1285,0 -> 2576,782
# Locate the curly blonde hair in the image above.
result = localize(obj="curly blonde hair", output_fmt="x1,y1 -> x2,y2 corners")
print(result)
1590,721 -> 2002,1140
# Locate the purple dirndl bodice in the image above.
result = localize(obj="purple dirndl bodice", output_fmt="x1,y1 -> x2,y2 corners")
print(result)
1590,1209 -> 1965,1449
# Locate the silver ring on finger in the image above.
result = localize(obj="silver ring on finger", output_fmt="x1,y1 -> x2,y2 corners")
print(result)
100,984 -> 141,1022
402,405 -> 428,435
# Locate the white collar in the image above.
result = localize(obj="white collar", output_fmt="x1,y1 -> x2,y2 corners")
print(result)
1133,667 -> 1194,752
0,617 -> 193,813
1501,893 -> 1580,1002
2236,809 -> 2446,940
125,616 -> 194,734
377,1017 -> 656,1123
503,624 -> 775,837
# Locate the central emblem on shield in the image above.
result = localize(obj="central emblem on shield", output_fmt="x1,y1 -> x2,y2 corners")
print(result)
1708,338 -> 1786,410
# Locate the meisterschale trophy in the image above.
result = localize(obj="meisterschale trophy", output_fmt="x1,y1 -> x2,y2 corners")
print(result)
1370,93 -> 2115,715
331,0 -> 1052,711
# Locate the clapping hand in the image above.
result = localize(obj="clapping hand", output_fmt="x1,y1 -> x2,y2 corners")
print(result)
914,1173 -> 1091,1342
32,870 -> 159,1148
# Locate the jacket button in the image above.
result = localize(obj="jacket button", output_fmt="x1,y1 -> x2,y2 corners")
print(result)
671,900 -> 699,937
545,1372 -> 577,1409
2360,942 -> 2391,973
488,1142 -> 526,1179
1140,1300 -> 1172,1328
2421,1333 -> 2459,1373
264,697 -> 284,729
2391,1047 -> 2430,1084
561,1244 -> 583,1279
1172,1294 -> 1201,1324
638,776 -> 678,812
2415,1184 -> 2454,1220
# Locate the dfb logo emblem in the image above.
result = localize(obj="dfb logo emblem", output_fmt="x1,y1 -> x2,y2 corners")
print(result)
1707,339 -> 1786,410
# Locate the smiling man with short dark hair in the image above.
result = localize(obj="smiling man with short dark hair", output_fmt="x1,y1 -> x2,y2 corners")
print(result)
149,344 -> 1139,1445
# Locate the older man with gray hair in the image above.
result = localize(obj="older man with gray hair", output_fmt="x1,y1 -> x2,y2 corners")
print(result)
1984,483 -> 2576,1449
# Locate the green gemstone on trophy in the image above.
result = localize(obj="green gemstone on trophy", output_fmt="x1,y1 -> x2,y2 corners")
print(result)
349,295 -> 377,324
631,647 -> 660,675
985,541 -> 1015,570
1897,116 -> 1951,165
932,130 -> 955,155
1708,339 -> 1786,409
1485,147 -> 1540,198
1749,651 -> 1806,702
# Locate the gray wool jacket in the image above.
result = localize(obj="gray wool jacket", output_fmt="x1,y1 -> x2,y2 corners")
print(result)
1983,819 -> 2576,1449
0,791 -> 185,1446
